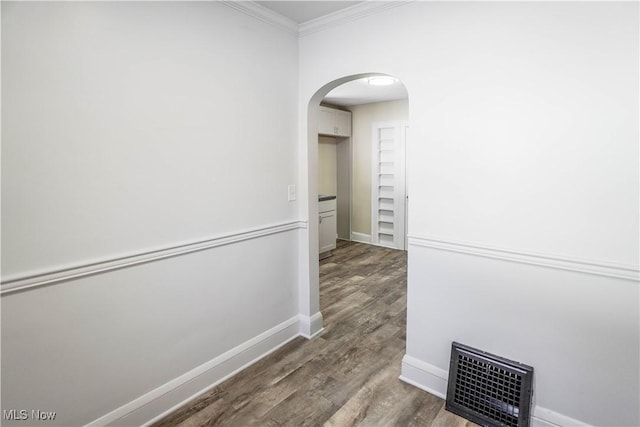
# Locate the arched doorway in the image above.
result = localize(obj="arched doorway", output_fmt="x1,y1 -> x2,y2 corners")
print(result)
300,73 -> 409,338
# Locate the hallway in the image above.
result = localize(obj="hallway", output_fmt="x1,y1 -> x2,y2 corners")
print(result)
154,242 -> 475,426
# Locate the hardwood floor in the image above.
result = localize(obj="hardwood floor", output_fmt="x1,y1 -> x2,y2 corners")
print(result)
153,241 -> 476,427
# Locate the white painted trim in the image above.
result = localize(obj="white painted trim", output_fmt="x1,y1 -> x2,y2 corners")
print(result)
532,417 -> 560,427
222,1 -> 299,35
376,241 -> 400,250
402,123 -> 409,251
224,0 -> 414,38
400,354 -> 447,399
1,221 -> 308,295
87,316 -> 300,427
299,1 -> 414,37
298,312 -> 324,339
400,354 -> 593,427
350,232 -> 406,252
408,235 -> 639,282
350,232 -> 372,244
371,121 -> 407,251
533,406 -> 592,427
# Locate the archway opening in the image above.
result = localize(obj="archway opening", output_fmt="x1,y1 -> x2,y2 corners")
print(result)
302,73 -> 409,338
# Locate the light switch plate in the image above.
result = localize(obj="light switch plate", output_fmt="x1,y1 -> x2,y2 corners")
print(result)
288,184 -> 296,201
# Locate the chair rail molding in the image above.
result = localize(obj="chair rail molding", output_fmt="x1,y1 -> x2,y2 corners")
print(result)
408,235 -> 639,282
1,220 -> 308,296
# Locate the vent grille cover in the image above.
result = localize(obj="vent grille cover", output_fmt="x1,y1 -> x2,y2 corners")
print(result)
446,342 -> 534,427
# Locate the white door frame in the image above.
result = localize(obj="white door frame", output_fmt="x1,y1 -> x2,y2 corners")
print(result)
402,123 -> 409,250
336,135 -> 352,241
370,120 -> 408,250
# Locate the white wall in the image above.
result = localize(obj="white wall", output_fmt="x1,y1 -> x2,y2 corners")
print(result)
1,2 -> 300,425
3,2 -> 639,426
299,2 -> 639,426
348,99 -> 409,235
2,1 -> 298,277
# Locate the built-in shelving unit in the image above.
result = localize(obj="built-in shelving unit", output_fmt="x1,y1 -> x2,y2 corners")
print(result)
371,122 -> 407,249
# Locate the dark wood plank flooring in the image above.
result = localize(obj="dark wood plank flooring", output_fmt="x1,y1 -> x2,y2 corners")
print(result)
153,241 -> 476,427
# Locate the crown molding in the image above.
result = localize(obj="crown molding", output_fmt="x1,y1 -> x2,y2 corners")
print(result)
299,1 -> 415,37
222,1 -> 299,35
222,1 -> 414,38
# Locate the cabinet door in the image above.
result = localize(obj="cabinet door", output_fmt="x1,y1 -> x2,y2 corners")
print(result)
318,107 -> 335,135
334,110 -> 351,137
319,211 -> 337,253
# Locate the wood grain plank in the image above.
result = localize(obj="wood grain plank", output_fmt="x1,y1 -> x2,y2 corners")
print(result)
153,242 -> 477,427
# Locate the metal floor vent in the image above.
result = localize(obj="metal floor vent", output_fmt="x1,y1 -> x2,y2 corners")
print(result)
446,342 -> 534,427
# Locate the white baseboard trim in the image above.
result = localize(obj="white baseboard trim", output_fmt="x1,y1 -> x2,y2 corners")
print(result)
399,354 -> 447,399
400,354 -> 592,427
86,315 -> 300,427
351,232 -> 405,251
532,417 -> 561,427
532,406 -> 591,427
376,241 -> 401,250
350,232 -> 372,244
298,312 -> 324,339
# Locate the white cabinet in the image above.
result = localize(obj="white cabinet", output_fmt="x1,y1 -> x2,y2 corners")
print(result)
319,106 -> 351,137
319,211 -> 337,254
319,198 -> 337,256
318,108 -> 336,135
334,110 -> 351,136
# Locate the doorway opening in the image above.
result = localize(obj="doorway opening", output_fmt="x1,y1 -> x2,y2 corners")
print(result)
302,73 -> 409,338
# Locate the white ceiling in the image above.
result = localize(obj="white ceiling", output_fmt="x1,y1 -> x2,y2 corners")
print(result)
323,77 -> 408,107
255,1 -> 363,24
